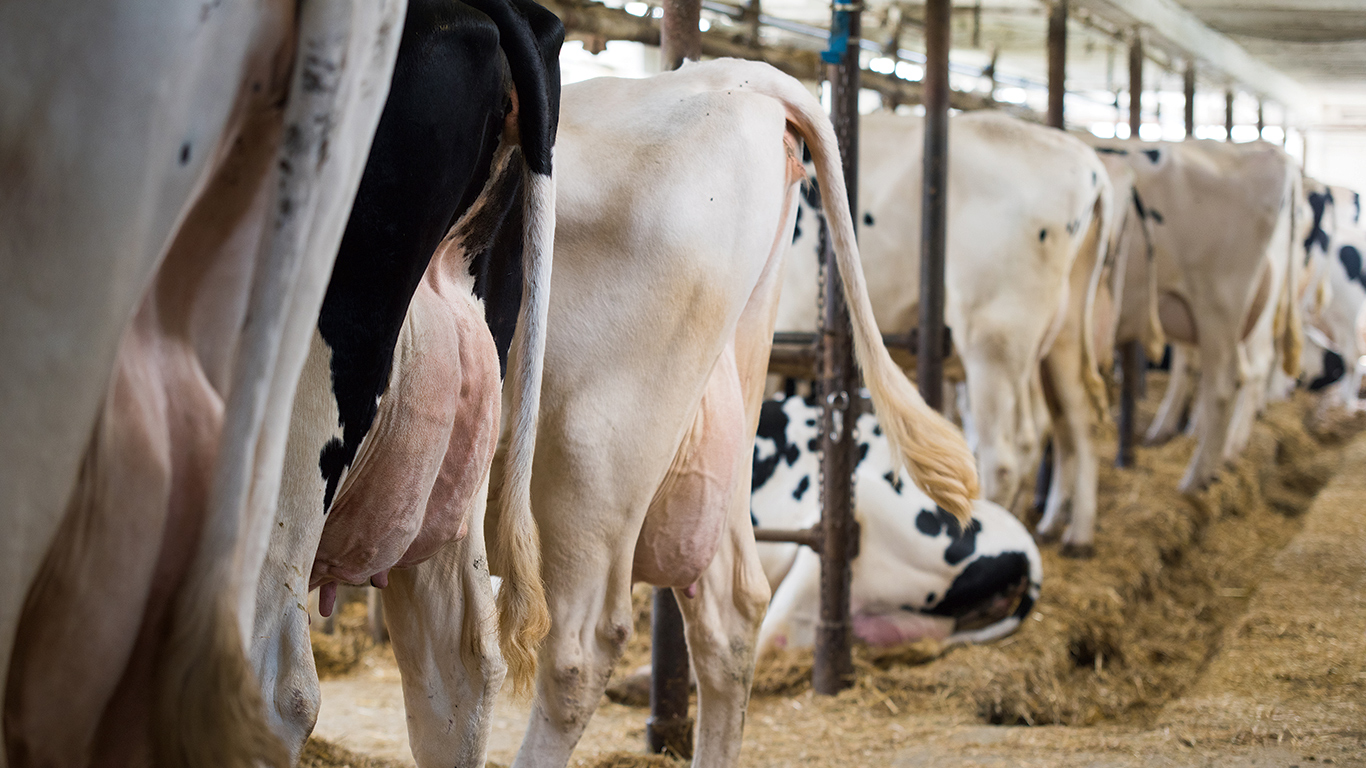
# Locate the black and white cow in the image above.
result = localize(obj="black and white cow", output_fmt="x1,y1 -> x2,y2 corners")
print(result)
752,394 -> 1042,654
251,1 -> 562,764
1301,181 -> 1366,407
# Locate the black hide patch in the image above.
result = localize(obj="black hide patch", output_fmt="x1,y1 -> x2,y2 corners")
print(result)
753,399 -> 802,491
792,475 -> 811,501
1340,244 -> 1366,290
926,552 -> 1030,619
914,507 -> 982,565
1309,349 -> 1347,391
1307,190 -> 1334,255
1141,149 -> 1161,164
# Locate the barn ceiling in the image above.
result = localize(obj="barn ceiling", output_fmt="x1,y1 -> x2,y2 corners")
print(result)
726,0 -> 1366,127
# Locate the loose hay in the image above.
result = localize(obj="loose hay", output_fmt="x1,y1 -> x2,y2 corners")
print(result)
613,380 -> 1366,732
583,752 -> 686,768
313,600 -> 380,680
299,737 -> 406,768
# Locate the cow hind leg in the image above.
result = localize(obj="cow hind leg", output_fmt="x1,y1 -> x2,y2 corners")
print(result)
1182,336 -> 1240,493
1146,344 -> 1193,445
674,488 -> 771,768
1037,346 -> 1100,557
383,484 -> 504,768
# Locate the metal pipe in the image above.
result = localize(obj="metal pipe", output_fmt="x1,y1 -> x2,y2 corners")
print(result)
1047,0 -> 1067,130
918,0 -> 950,413
1128,29 -> 1142,139
1116,341 -> 1144,468
1257,99 -> 1264,139
1118,30 -> 1144,469
660,0 -> 702,70
1225,87 -> 1235,142
753,526 -> 824,552
813,0 -> 861,698
646,588 -> 693,757
1183,61 -> 1195,138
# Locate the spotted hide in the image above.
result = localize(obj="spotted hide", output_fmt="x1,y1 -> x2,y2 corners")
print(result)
1300,180 -> 1366,408
249,1 -> 562,764
751,395 -> 1041,655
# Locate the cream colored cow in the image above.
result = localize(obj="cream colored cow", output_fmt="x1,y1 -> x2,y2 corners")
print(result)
505,58 -> 979,768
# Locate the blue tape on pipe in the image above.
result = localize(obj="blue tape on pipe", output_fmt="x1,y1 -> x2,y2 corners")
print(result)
821,10 -> 849,64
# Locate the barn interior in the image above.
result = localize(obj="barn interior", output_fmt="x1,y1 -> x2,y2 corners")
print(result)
555,0 -> 1366,190
304,2 -> 1366,767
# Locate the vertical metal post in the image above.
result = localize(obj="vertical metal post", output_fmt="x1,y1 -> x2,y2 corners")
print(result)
918,0 -> 950,413
813,0 -> 861,697
1257,100 -> 1265,139
1128,30 -> 1142,139
1047,0 -> 1067,130
646,589 -> 693,756
1183,61 -> 1196,139
1117,29 -> 1144,469
660,0 -> 702,71
648,4 -> 702,754
1225,88 -> 1235,142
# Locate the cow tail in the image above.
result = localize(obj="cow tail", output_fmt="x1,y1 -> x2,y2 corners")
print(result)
462,0 -> 561,696
1135,192 -> 1169,362
1078,174 -> 1114,424
493,164 -> 554,697
751,65 -> 978,524
1279,171 -> 1305,377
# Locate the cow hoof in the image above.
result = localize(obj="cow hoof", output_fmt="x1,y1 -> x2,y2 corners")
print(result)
1059,542 -> 1094,559
1035,527 -> 1061,545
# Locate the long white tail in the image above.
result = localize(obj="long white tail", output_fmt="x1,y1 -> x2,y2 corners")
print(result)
730,60 -> 980,523
491,164 -> 554,695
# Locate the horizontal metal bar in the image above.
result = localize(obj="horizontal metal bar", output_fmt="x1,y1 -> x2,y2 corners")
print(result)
768,328 -> 953,379
752,526 -> 823,552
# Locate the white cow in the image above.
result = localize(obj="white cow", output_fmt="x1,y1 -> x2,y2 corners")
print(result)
506,58 -> 979,768
0,1 -> 403,765
751,395 -> 1042,656
1095,140 -> 1303,488
778,111 -> 1114,553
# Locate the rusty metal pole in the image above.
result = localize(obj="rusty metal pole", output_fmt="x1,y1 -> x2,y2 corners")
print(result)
1117,30 -> 1144,469
659,0 -> 702,71
1225,87 -> 1235,142
918,0 -> 949,413
1047,0 -> 1067,130
1183,61 -> 1196,139
812,0 -> 861,697
648,0 -> 702,754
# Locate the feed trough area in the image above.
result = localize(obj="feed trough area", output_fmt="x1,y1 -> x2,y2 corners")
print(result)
307,379 -> 1366,766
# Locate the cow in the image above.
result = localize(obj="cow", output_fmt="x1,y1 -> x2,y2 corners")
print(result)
505,58 -> 979,768
248,1 -> 562,764
777,111 -> 1114,554
1299,185 -> 1366,409
0,2 -> 404,765
751,394 -> 1041,655
1095,139 -> 1303,489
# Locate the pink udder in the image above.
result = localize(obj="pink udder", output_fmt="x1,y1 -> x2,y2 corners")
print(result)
851,612 -> 953,647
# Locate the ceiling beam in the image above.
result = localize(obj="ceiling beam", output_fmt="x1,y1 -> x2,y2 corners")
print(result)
1074,0 -> 1319,121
